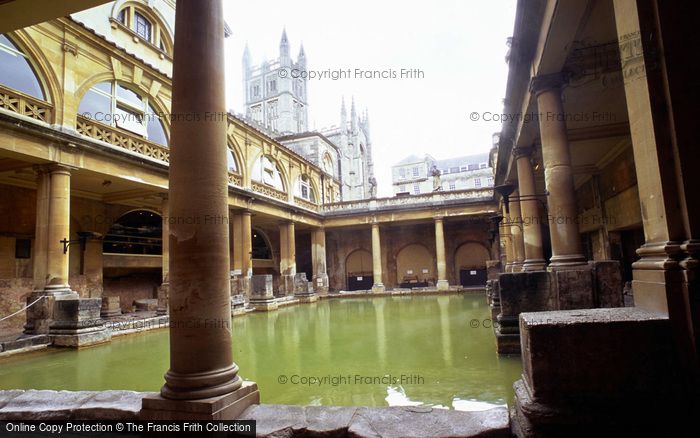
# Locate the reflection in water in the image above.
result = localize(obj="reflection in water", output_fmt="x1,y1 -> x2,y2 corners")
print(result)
0,294 -> 522,409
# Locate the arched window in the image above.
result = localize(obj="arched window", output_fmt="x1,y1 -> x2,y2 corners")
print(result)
251,229 -> 272,260
0,34 -> 45,100
251,155 -> 284,191
78,81 -> 168,146
103,210 -> 162,255
227,148 -> 239,173
114,5 -> 171,53
296,175 -> 317,203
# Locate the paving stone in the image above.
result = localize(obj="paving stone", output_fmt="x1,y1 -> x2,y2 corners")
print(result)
74,390 -> 154,420
0,390 -> 95,420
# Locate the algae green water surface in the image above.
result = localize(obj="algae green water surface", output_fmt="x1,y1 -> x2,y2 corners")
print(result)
0,294 -> 522,410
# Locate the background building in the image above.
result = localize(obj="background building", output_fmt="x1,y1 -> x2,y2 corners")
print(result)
392,153 -> 493,195
243,32 -> 374,201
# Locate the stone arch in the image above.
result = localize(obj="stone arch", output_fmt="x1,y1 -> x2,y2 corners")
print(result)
226,134 -> 245,179
395,243 -> 435,286
103,209 -> 162,255
1,30 -> 61,121
251,226 -> 273,260
294,173 -> 320,204
345,248 -> 373,291
454,241 -> 490,287
249,152 -> 288,192
111,0 -> 174,53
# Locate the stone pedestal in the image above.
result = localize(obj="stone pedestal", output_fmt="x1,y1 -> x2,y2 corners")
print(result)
50,298 -> 111,347
134,299 -> 158,312
590,260 -> 623,308
312,273 -> 329,295
496,271 -> 553,354
250,275 -> 277,311
156,282 -> 169,316
436,279 -> 450,291
100,296 -> 121,318
293,273 -> 318,303
279,274 -> 295,297
511,308 -> 689,437
141,381 -> 259,420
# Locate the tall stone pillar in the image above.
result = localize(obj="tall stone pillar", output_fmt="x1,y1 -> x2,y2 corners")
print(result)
241,212 -> 253,279
501,203 -> 514,272
513,146 -> 547,270
434,217 -> 449,290
25,166 -> 57,334
612,0 -> 699,376
279,221 -> 296,295
32,166 -> 50,291
531,74 -> 586,269
371,223 -> 385,292
44,165 -> 75,295
157,195 -> 169,316
142,0 -> 259,418
510,190 -> 526,272
311,228 -> 329,293
231,212 -> 243,274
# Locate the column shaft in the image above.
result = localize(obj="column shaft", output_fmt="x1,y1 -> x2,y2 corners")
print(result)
532,75 -> 586,268
44,165 -> 72,293
514,147 -> 547,270
162,0 -> 240,400
435,218 -> 449,290
501,203 -> 514,272
371,223 -> 384,292
241,212 -> 252,277
161,197 -> 169,282
32,167 -> 50,291
510,191 -> 526,272
231,213 -> 243,273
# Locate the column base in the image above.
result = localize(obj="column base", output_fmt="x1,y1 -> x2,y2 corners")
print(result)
522,259 -> 547,271
510,262 -> 524,273
371,283 -> 385,293
312,274 -> 329,294
42,285 -> 79,297
295,294 -> 319,303
436,279 -> 450,291
548,254 -> 588,270
250,299 -> 278,311
141,381 -> 259,420
51,326 -> 112,348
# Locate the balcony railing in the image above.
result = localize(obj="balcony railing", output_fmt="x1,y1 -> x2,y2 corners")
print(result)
294,196 -> 319,212
251,181 -> 288,202
228,173 -> 243,186
0,84 -> 53,123
76,115 -> 170,163
323,188 -> 495,213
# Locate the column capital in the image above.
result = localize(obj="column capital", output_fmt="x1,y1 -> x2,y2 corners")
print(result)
512,145 -> 535,159
529,72 -> 569,97
46,164 -> 75,175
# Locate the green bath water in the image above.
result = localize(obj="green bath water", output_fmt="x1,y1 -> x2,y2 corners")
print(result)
0,294 -> 522,410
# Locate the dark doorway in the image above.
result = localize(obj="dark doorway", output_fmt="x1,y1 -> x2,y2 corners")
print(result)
347,274 -> 373,291
460,268 -> 487,287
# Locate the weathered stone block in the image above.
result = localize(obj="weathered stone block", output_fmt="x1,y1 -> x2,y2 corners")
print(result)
134,298 -> 157,312
156,282 -> 169,316
100,296 -> 121,318
590,260 -> 623,308
519,307 -> 679,401
498,271 -> 553,317
486,259 -> 502,281
51,298 -> 102,330
250,275 -> 273,300
552,267 -> 594,310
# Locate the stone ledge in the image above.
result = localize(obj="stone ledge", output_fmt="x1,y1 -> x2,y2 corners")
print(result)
0,390 -> 152,421
240,404 -> 511,438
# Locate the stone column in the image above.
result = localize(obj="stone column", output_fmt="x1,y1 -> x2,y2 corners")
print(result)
44,165 -> 75,295
32,166 -> 50,291
142,0 -> 258,418
434,217 -> 449,290
513,146 -> 547,271
231,212 -> 243,274
241,212 -> 253,278
311,228 -> 329,293
279,221 -> 296,295
531,74 -> 586,269
501,203 -> 514,272
510,190 -> 526,272
25,166 -> 54,334
371,223 -> 385,292
157,195 -> 169,316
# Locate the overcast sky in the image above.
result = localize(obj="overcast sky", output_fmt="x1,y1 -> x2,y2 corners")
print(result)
222,1 -> 517,196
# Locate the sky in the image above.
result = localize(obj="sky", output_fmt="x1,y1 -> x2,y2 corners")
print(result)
222,1 -> 517,196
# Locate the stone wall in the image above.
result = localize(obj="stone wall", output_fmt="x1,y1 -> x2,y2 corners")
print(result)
103,272 -> 160,313
0,278 -> 33,335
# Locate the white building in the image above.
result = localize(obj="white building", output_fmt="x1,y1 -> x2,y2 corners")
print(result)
392,153 -> 494,196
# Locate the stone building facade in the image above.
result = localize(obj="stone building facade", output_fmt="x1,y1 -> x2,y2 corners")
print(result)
0,0 -> 495,338
392,153 -> 494,195
243,33 -> 375,201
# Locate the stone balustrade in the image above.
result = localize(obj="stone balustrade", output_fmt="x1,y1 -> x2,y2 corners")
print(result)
0,84 -> 53,123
